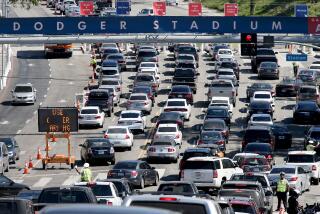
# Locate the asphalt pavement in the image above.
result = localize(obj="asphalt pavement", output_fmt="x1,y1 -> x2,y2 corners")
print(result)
1,0 -> 320,212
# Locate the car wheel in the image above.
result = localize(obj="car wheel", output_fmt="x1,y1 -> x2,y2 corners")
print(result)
313,177 -> 319,185
99,121 -> 104,128
139,177 -> 145,189
110,158 -> 115,165
128,145 -> 132,151
107,110 -> 111,117
173,157 -> 178,163
153,174 -> 159,186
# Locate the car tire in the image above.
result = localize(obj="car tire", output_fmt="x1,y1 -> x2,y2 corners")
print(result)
128,146 -> 132,151
313,177 -> 319,185
107,110 -> 111,117
173,157 -> 178,163
110,158 -> 115,165
139,178 -> 145,189
153,174 -> 159,186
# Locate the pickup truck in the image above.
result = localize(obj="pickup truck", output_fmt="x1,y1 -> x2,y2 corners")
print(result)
172,68 -> 198,94
251,48 -> 277,73
207,79 -> 237,107
33,186 -> 97,212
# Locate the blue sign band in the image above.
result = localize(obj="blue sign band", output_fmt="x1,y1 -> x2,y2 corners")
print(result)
286,54 -> 308,61
0,16 -> 309,35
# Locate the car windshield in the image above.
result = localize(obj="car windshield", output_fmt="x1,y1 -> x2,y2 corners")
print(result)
174,69 -> 194,77
167,101 -> 185,106
138,51 -> 156,57
244,130 -> 270,141
140,63 -> 155,67
207,109 -> 227,117
136,75 -> 153,81
260,62 -> 277,68
152,141 -> 173,146
113,162 -> 137,169
287,155 -> 315,163
231,204 -> 255,214
252,116 -> 271,122
88,140 -> 111,147
121,113 -> 139,118
231,175 -> 268,187
211,82 -> 232,87
100,80 -> 118,85
107,128 -> 127,134
243,157 -> 268,165
203,120 -> 225,130
103,49 -> 119,54
0,176 -> 11,184
251,83 -> 272,89
178,55 -> 194,60
310,131 -> 320,139
158,127 -> 177,132
177,63 -> 195,69
201,132 -> 221,140
130,96 -> 146,101
81,109 -> 98,114
132,87 -> 150,93
297,102 -> 318,111
101,69 -> 118,75
158,184 -> 194,193
270,168 -> 295,174
183,152 -> 209,160
250,102 -> 270,109
14,86 -> 32,92
218,71 -> 234,76
130,202 -> 206,214
40,190 -> 90,203
300,87 -> 316,93
172,87 -> 189,93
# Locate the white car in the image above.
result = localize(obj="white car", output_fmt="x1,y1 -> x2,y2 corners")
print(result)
216,48 -> 234,61
61,0 -> 76,14
215,55 -> 235,70
216,68 -> 238,86
137,8 -> 154,16
65,5 -> 79,16
251,91 -> 275,110
78,106 -> 105,128
163,99 -> 191,121
248,114 -> 274,127
100,67 -> 121,81
154,124 -> 182,145
232,153 -> 260,166
138,62 -> 159,73
175,54 -> 198,68
181,157 -> 243,188
104,126 -> 134,150
118,110 -> 146,133
285,151 -> 320,185
209,96 -> 233,113
98,86 -> 120,106
74,182 -> 122,206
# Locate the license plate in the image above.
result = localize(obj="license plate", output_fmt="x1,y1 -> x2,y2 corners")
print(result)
118,172 -> 124,177
113,141 -> 120,144
195,172 -> 201,178
304,112 -> 310,116
253,168 -> 260,172
178,95 -> 183,98
98,151 -> 104,154
279,136 -> 285,139
85,116 -> 91,120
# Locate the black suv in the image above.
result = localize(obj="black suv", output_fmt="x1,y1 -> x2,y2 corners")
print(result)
242,126 -> 275,150
251,48 -> 278,73
86,89 -> 114,116
246,100 -> 273,120
173,68 -> 198,94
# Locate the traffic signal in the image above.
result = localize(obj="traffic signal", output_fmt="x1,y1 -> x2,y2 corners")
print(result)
241,33 -> 257,56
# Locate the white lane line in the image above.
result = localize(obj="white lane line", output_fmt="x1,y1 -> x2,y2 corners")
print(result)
19,151 -> 26,155
49,80 -> 51,84
16,130 -> 21,134
44,95 -> 47,98
156,169 -> 166,179
0,120 -> 9,125
28,63 -> 34,67
33,110 -> 37,115
13,179 -> 24,183
58,99 -> 67,103
94,172 -> 107,181
32,177 -> 52,188
47,87 -> 50,91
39,102 -> 42,106
62,175 -> 79,186
49,74 -> 52,78
25,119 -> 31,124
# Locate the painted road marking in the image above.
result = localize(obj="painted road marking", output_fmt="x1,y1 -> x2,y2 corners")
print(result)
28,63 -> 34,67
16,130 -> 21,134
58,99 -> 67,103
62,175 -> 79,186
0,120 -> 9,125
19,151 -> 26,155
32,177 -> 52,188
13,179 -> 24,183
156,169 -> 166,179
94,172 -> 107,181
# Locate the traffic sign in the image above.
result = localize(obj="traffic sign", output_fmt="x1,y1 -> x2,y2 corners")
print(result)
79,1 -> 94,16
116,0 -> 130,15
224,3 -> 238,16
153,1 -> 166,16
295,4 -> 308,17
286,54 -> 308,61
188,2 -> 202,16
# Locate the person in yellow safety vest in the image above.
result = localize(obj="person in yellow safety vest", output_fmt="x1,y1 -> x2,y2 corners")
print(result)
90,56 -> 97,73
75,163 -> 92,182
306,141 -> 317,151
275,171 -> 290,212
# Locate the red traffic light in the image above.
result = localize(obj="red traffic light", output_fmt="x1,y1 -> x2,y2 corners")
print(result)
245,35 -> 252,42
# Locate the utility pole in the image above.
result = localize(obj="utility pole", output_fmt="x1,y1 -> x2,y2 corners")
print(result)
250,0 -> 254,15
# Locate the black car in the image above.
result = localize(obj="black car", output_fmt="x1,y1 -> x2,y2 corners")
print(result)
105,179 -> 134,198
243,143 -> 275,165
0,137 -> 20,164
175,45 -> 199,62
197,130 -> 226,151
304,126 -> 320,149
86,89 -> 114,116
79,138 -> 115,165
205,106 -> 231,125
271,124 -> 292,149
246,83 -> 274,100
17,190 -> 42,203
179,147 -> 214,170
132,86 -> 155,103
242,126 -> 275,150
168,85 -> 193,104
251,48 -> 277,73
293,101 -> 320,124
107,160 -> 159,189
202,118 -> 229,140
0,175 -> 30,197
156,112 -> 184,129
219,61 -> 240,80
257,61 -> 279,79
157,181 -> 199,195
0,198 -> 34,214
246,101 -> 273,120
275,77 -> 303,97
172,68 -> 197,93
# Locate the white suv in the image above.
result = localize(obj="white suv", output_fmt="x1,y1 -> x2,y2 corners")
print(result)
285,151 -> 320,185
180,157 -> 243,189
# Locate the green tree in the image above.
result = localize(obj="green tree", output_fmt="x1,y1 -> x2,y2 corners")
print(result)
9,0 -> 39,8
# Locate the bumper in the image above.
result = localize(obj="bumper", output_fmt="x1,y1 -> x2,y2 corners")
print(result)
79,119 -> 102,126
127,105 -> 151,112
12,98 -> 34,103
88,154 -> 114,161
147,153 -> 177,160
126,123 -> 144,131
109,139 -> 132,148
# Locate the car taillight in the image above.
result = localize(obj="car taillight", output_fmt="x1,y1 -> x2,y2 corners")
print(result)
312,165 -> 317,171
131,170 -> 138,177
222,130 -> 228,136
213,170 -> 218,178
186,94 -> 192,98
266,154 -> 272,159
160,197 -> 177,201
176,120 -> 182,126
197,140 -> 203,145
95,116 -> 101,119
152,84 -> 157,88
104,134 -> 108,138
175,133 -> 180,139
107,171 -> 112,177
217,140 -> 224,145
125,134 -> 130,139
107,201 -> 113,206
78,116 -> 84,119
290,176 -> 298,181
144,101 -> 148,105
271,91 -> 275,96
168,147 -> 175,152
180,170 -> 184,178
117,86 -> 120,92
148,147 -> 156,152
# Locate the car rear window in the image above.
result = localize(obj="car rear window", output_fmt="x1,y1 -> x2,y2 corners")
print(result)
107,55 -> 124,60
178,55 -> 194,60
130,201 -> 207,214
256,49 -> 275,55
252,116 -> 271,122
158,184 -> 194,193
136,75 -> 154,81
100,80 -> 118,85
211,82 -> 232,87
177,63 -> 195,69
81,109 -> 98,114
231,204 -> 255,214
244,130 -> 271,141
184,161 -> 218,170
243,157 -> 268,165
121,113 -> 139,118
132,87 -> 150,93
167,101 -> 185,106
288,155 -> 315,163
203,121 -> 225,130
231,175 -> 268,187
270,168 -> 295,174
83,185 -> 112,197
89,92 -> 109,99
174,69 -> 194,77
299,87 -> 316,93
201,132 -> 221,140
107,128 -> 127,134
158,127 -> 177,132
130,95 -> 147,101
218,71 -> 233,75
244,144 -> 272,152
40,190 -> 89,203
140,63 -> 155,67
152,141 -> 173,146
207,109 -> 228,117
114,162 -> 137,169
172,87 -> 190,93
101,69 -> 118,75
138,51 -> 156,57
254,94 -> 271,99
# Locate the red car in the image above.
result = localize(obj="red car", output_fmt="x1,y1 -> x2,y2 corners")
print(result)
168,85 -> 193,105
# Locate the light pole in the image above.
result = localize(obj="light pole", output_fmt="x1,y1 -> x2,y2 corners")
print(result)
250,0 -> 254,15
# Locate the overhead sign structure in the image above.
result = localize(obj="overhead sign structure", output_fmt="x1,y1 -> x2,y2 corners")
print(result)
1,16 -> 319,34
295,4 -> 308,17
116,0 -> 130,15
153,1 -> 166,16
286,53 -> 308,61
188,2 -> 202,16
79,1 -> 94,16
38,107 -> 79,132
224,3 -> 238,16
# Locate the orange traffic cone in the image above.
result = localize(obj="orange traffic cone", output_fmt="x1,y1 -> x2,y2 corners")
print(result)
51,133 -> 56,142
28,156 -> 33,169
37,147 -> 42,160
45,144 -> 52,151
23,161 -> 29,174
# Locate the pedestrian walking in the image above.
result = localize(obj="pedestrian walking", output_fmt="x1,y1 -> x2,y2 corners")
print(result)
75,163 -> 93,182
90,55 -> 97,73
275,171 -> 290,212
293,62 -> 299,77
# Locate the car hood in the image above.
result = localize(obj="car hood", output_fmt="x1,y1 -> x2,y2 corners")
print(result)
13,92 -> 33,96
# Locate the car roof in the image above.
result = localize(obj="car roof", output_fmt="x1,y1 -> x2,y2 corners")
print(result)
271,165 -> 297,169
121,110 -> 141,114
207,106 -> 229,110
187,156 -> 220,161
246,125 -> 271,130
81,106 -> 100,110
185,147 -> 211,153
159,181 -> 194,185
74,182 -> 113,186
233,153 -> 260,158
157,124 -> 178,128
288,151 -> 316,155
253,91 -> 272,95
223,180 -> 261,186
211,97 -> 230,101
107,126 -> 128,129
15,83 -> 32,87
167,98 -> 187,102
116,160 -> 143,164
130,93 -> 148,97
232,172 -> 267,177
251,113 -> 271,117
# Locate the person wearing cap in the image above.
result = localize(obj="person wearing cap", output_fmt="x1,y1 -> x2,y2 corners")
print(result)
275,171 -> 290,211
287,189 -> 301,214
75,163 -> 92,182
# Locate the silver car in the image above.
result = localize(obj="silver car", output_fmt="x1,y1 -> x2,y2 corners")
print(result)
147,139 -> 180,163
0,142 -> 9,174
268,165 -> 311,193
127,93 -> 152,114
104,126 -> 134,151
11,83 -> 37,104
118,110 -> 146,134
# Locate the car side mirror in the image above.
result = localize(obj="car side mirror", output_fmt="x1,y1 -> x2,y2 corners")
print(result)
265,190 -> 273,196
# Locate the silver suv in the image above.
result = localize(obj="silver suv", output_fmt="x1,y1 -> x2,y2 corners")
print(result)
11,83 -> 36,104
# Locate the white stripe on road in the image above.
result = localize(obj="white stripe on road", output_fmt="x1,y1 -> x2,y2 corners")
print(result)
13,179 -> 24,184
94,172 -> 107,181
156,169 -> 166,179
62,175 -> 79,186
32,177 -> 52,188
19,151 -> 26,155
